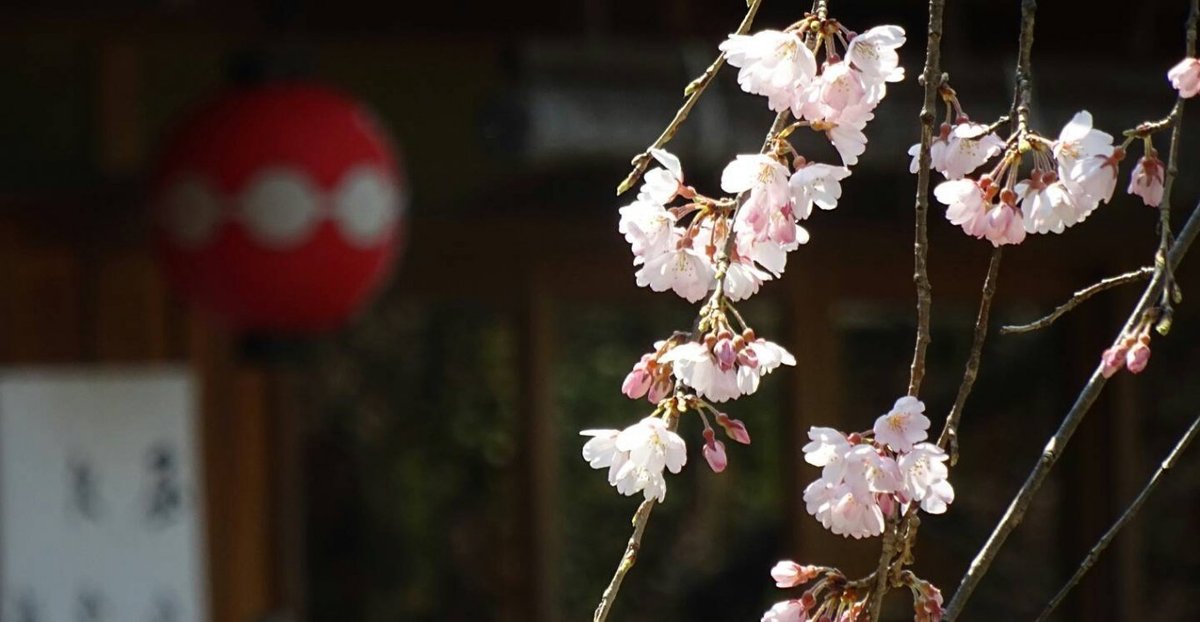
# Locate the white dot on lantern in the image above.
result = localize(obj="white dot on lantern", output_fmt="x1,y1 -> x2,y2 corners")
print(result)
161,176 -> 221,249
332,166 -> 401,247
239,168 -> 321,248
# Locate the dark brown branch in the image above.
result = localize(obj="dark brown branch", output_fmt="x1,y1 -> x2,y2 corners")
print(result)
1000,267 -> 1155,335
1035,410 -> 1200,622
867,0 -> 947,619
592,498 -> 657,622
943,198 -> 1200,620
943,0 -> 1199,614
938,248 -> 1003,463
615,0 -> 764,195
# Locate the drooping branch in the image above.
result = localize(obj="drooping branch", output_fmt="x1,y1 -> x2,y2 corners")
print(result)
999,267 -> 1154,335
904,0 -> 947,399
1034,410 -> 1200,622
592,497 -> 657,622
937,248 -> 1003,463
615,0 -> 765,195
864,1 -> 947,619
943,197 -> 1200,619
943,0 -> 1200,613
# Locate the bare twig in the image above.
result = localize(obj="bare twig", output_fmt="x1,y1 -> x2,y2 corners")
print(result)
938,248 -> 1003,463
615,0 -> 765,195
865,1 -> 948,619
905,0 -> 947,404
1154,0 -> 1199,313
1000,266 -> 1154,335
943,197 -> 1200,620
943,0 -> 1200,614
1035,411 -> 1200,622
592,498 -> 658,622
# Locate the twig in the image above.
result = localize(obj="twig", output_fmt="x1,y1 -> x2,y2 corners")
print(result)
866,0 -> 948,618
943,0 -> 1199,613
938,248 -> 1003,463
1154,0 -> 1199,313
943,198 -> 1200,620
1034,410 -> 1200,622
615,0 -> 765,195
1000,267 -> 1154,335
592,498 -> 657,622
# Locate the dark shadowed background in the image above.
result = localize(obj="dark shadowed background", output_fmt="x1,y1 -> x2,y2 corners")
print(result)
2,0 -> 1199,620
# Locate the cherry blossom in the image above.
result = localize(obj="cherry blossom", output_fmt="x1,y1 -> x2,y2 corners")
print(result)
1168,57 -> 1200,98
634,228 -> 714,302
720,30 -> 817,113
760,599 -> 806,622
898,443 -> 954,514
910,122 -> 1005,180
1128,153 -> 1165,207
797,61 -> 872,122
846,25 -> 906,88
721,154 -> 792,206
618,199 -> 676,259
789,161 -> 852,219
660,335 -> 795,403
581,417 -> 687,502
1016,173 -> 1081,234
803,426 -> 853,482
873,396 -> 930,452
1126,339 -> 1152,374
702,428 -> 728,473
821,107 -> 874,166
1054,111 -> 1120,211
638,148 -> 685,205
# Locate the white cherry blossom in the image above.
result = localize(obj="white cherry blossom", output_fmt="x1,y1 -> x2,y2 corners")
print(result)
618,199 -> 676,259
1016,176 -> 1079,234
634,228 -> 714,302
581,417 -> 686,502
898,442 -> 954,514
720,30 -> 817,112
1168,57 -> 1200,98
637,148 -> 684,205
846,25 -> 906,90
872,395 -> 930,453
789,162 -> 851,219
1128,154 -> 1165,207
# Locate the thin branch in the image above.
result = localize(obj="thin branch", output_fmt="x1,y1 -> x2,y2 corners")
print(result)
615,0 -> 764,195
944,0 -> 1199,613
592,497 -> 657,622
866,0 -> 947,618
943,198 -> 1200,620
938,247 -> 1003,463
1000,267 -> 1154,335
1035,410 -> 1200,622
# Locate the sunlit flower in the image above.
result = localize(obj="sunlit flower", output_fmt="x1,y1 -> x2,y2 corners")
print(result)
898,443 -> 954,514
581,417 -> 687,502
1168,57 -> 1200,98
873,396 -> 930,453
789,161 -> 852,219
638,148 -> 685,205
1128,154 -> 1165,207
721,30 -> 818,112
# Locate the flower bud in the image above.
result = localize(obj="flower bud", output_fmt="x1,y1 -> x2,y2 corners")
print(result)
1100,345 -> 1128,378
714,337 -> 737,371
716,413 -> 752,445
1126,341 -> 1151,374
621,365 -> 652,399
703,428 -> 727,473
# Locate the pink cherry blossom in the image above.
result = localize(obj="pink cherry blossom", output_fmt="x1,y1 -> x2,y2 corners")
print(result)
910,122 -> 1005,180
716,413 -> 752,444
873,396 -> 930,452
842,445 -> 902,499
1168,57 -> 1200,98
761,599 -> 807,622
789,162 -> 852,219
827,484 -> 886,538
1128,154 -> 1165,207
1055,111 -> 1120,214
934,178 -> 986,231
634,228 -> 714,302
797,61 -> 871,122
898,443 -> 954,514
822,105 -> 874,166
720,30 -> 817,113
1016,173 -> 1081,234
621,356 -> 653,399
803,426 -> 853,482
846,25 -> 906,89
618,199 -> 676,258
722,154 -> 792,207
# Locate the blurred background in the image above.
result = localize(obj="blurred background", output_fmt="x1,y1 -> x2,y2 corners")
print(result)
2,0 -> 1199,620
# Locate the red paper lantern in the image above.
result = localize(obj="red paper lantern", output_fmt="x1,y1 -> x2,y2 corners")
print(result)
150,82 -> 406,333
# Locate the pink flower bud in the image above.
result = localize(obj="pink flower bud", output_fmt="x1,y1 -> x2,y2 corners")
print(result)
1100,345 -> 1128,378
621,366 -> 652,399
703,429 -> 727,473
714,337 -> 737,371
1128,155 -> 1165,207
716,413 -> 752,444
770,560 -> 819,588
1126,341 -> 1151,374
877,493 -> 898,519
647,376 -> 673,403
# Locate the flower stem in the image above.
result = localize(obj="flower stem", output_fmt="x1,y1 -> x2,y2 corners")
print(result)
999,266 -> 1154,335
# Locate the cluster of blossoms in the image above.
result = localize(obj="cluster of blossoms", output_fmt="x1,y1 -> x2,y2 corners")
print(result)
760,563 -> 944,622
925,51 -> 1200,248
802,397 -> 954,539
590,16 -> 907,502
1099,306 -> 1167,378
